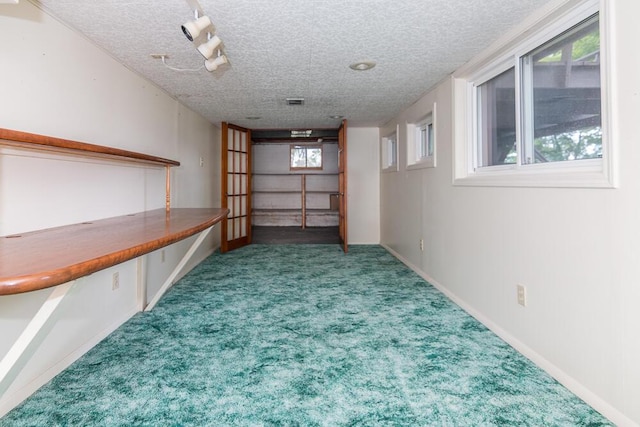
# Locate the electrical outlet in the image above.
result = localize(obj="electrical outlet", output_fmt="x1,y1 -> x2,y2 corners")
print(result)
161,249 -> 166,263
517,284 -> 527,307
199,156 -> 204,167
112,272 -> 120,291
419,239 -> 424,251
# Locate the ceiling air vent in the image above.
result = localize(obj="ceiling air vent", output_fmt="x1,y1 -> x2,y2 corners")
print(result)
286,98 -> 305,106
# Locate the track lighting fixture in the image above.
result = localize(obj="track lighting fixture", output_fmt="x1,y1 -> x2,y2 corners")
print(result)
181,14 -> 212,42
204,52 -> 228,72
171,1 -> 229,73
197,34 -> 222,59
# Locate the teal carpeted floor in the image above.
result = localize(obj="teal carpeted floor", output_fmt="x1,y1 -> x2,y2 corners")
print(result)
2,245 -> 611,426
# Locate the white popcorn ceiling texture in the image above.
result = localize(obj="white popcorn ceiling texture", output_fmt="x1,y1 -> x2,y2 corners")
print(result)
36,0 -> 551,129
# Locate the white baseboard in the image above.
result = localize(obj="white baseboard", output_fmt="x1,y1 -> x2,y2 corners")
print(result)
381,243 -> 637,427
0,305 -> 138,418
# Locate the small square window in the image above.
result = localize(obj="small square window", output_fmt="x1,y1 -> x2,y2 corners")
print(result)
407,104 -> 437,169
290,145 -> 322,170
381,128 -> 398,172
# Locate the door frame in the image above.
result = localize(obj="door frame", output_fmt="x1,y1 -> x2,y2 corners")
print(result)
338,119 -> 348,253
221,122 -> 252,253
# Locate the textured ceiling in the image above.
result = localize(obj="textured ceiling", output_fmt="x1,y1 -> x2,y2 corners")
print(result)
34,0 -> 552,129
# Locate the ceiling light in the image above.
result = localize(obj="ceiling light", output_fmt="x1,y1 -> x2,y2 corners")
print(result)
329,115 -> 344,119
204,53 -> 228,72
182,15 -> 212,42
197,34 -> 222,59
246,116 -> 261,120
349,61 -> 376,71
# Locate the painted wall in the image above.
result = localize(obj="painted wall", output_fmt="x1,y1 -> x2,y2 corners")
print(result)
0,1 -> 220,416
347,127 -> 380,245
379,2 -> 640,426
253,143 -> 338,175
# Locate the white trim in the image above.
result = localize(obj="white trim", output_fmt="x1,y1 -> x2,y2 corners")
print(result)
381,243 -> 636,427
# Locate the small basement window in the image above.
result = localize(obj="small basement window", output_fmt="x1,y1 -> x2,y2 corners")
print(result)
407,103 -> 437,169
381,127 -> 399,172
290,145 -> 323,170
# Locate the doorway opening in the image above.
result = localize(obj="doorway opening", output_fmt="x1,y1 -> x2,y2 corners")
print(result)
251,128 -> 340,245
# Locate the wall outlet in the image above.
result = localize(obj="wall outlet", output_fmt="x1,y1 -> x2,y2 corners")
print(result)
161,249 -> 166,263
112,272 -> 120,291
199,156 -> 204,167
419,239 -> 424,251
517,284 -> 527,306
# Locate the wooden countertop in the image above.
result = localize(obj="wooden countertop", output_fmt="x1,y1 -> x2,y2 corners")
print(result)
0,208 -> 228,295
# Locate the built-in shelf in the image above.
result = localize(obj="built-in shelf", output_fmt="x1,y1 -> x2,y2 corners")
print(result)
0,128 -> 229,295
0,128 -> 180,167
0,208 -> 228,296
0,129 -> 229,398
252,173 -> 338,228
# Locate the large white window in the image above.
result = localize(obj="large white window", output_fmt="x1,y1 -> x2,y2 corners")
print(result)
453,0 -> 614,188
407,103 -> 437,169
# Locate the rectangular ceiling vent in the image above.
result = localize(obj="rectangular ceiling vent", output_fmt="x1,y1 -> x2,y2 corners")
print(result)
286,98 -> 305,106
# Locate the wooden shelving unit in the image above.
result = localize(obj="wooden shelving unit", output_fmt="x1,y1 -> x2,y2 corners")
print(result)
252,173 -> 339,228
0,208 -> 228,296
0,127 -> 229,396
0,127 -> 228,295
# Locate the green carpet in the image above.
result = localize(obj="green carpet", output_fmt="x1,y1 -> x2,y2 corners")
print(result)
1,245 -> 611,426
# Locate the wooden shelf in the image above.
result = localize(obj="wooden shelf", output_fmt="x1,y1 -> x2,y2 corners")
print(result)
0,128 -> 179,167
0,208 -> 229,296
252,190 -> 301,194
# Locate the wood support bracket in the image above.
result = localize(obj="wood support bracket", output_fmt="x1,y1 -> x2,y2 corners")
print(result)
144,226 -> 214,312
0,281 -> 76,398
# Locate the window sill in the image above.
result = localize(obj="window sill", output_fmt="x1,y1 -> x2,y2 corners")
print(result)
381,165 -> 399,174
407,158 -> 436,171
453,160 -> 616,188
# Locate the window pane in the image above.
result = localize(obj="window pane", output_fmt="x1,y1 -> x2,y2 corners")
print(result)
477,67 -> 516,167
427,123 -> 435,157
530,14 -> 601,163
418,124 -> 427,160
307,148 -> 322,167
291,147 -> 306,168
389,138 -> 397,166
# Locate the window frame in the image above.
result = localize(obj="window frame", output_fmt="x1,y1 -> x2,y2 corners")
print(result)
381,125 -> 399,173
407,102 -> 437,170
452,0 -> 615,188
290,144 -> 323,171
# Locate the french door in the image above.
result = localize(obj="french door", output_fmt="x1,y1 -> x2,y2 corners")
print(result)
221,122 -> 251,252
338,119 -> 348,253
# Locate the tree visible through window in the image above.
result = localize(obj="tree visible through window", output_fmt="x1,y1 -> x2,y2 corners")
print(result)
528,15 -> 601,163
290,145 -> 322,170
475,13 -> 601,168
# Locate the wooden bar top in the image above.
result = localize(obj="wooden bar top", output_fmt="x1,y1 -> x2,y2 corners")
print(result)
0,208 -> 228,296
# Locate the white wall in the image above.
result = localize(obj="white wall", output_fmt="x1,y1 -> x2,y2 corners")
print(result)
0,1 -> 220,416
347,127 -> 380,245
253,143 -> 339,175
380,1 -> 640,426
